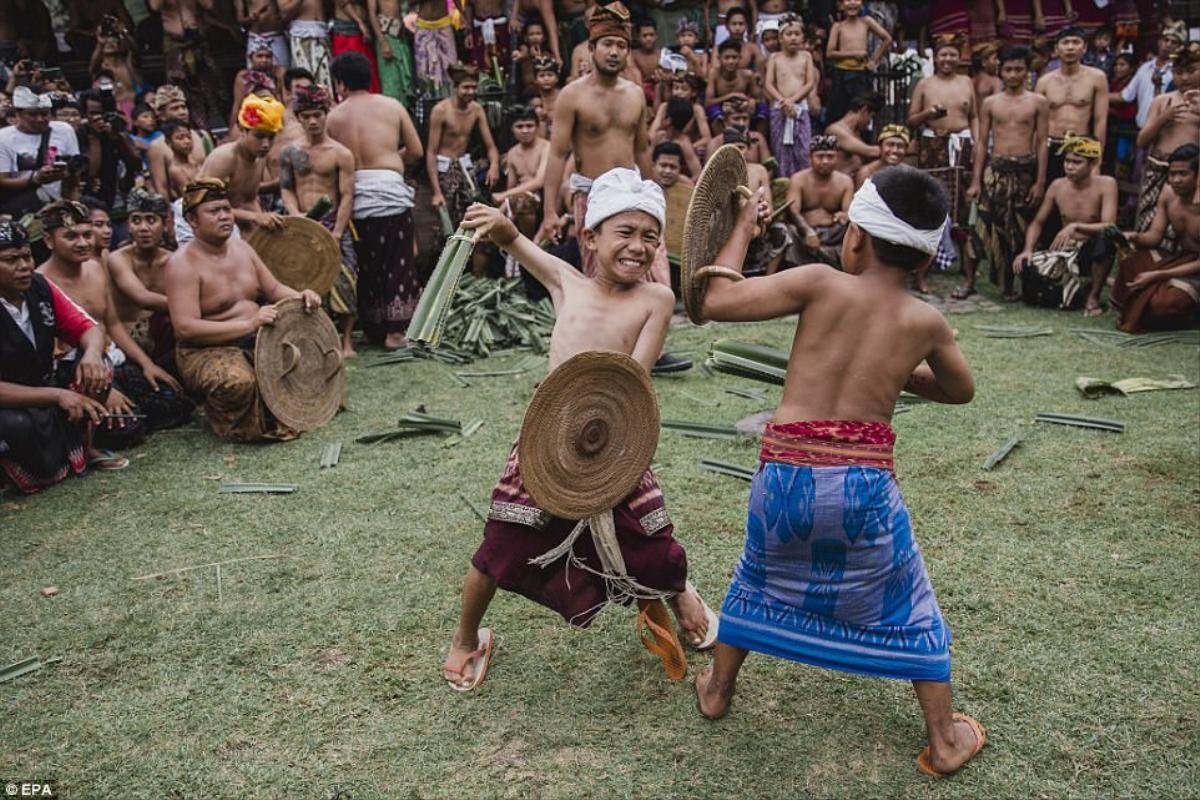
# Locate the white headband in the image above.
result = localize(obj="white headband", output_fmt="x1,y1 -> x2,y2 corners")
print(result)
847,178 -> 946,256
13,87 -> 53,110
584,167 -> 666,232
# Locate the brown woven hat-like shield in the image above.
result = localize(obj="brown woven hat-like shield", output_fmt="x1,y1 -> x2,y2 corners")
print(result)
518,351 -> 659,519
681,144 -> 751,325
254,298 -> 344,431
245,216 -> 342,295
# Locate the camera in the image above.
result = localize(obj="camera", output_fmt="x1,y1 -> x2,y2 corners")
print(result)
54,154 -> 90,173
104,111 -> 126,131
100,15 -> 124,37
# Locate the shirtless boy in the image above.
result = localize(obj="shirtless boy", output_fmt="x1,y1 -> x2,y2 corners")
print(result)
908,35 -> 977,227
147,86 -> 209,199
279,84 -> 358,356
693,165 -> 986,780
442,168 -> 716,692
764,14 -> 815,177
963,46 -> 1048,301
427,64 -> 501,229
784,135 -> 854,269
1013,136 -> 1118,315
705,98 -> 769,165
533,57 -> 561,125
826,0 -> 891,123
1035,27 -> 1108,182
237,0 -> 291,68
229,43 -> 286,135
198,94 -> 287,233
707,40 -> 761,125
107,188 -> 177,365
826,93 -> 881,179
161,121 -> 199,201
164,178 -> 321,441
495,106 -> 550,248
1132,49 -> 1200,234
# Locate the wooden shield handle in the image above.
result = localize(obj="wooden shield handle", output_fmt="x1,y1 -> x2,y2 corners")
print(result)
321,346 -> 343,382
694,265 -> 746,283
280,341 -> 301,379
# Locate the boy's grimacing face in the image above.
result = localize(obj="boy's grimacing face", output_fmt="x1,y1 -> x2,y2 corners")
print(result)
582,210 -> 661,284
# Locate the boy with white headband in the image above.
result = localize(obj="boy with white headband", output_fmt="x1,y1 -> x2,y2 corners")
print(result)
694,165 -> 987,779
441,167 -> 718,692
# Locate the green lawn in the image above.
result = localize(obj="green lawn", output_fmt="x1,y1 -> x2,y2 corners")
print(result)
2,280 -> 1198,799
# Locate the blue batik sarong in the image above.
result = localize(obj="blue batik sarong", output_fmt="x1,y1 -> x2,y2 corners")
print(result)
718,462 -> 952,682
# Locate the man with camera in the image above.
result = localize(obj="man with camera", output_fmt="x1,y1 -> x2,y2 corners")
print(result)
0,86 -> 83,216
78,86 -> 142,207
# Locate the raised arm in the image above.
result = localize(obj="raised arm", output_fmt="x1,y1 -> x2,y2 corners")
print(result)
463,204 -> 568,300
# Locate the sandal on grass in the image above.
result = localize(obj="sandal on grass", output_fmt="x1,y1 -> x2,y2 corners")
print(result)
637,600 -> 688,681
916,712 -> 988,778
679,581 -> 720,652
442,628 -> 494,692
88,450 -> 129,471
950,285 -> 976,300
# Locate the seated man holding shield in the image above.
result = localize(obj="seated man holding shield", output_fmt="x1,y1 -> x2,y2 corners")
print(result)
442,168 -> 719,692
164,178 -> 322,442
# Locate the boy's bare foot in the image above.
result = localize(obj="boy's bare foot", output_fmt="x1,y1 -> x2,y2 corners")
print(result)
341,342 -> 358,358
918,713 -> 987,777
383,332 -> 408,351
694,665 -> 733,720
668,584 -> 711,648
1083,301 -> 1104,317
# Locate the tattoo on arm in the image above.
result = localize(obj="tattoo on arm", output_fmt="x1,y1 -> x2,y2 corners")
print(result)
278,149 -> 294,190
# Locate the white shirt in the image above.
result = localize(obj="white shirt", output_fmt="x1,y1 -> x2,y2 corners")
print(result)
1122,57 -> 1174,128
0,120 -> 81,202
1,296 -> 35,345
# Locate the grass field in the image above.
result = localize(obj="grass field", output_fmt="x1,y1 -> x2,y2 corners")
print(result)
2,281 -> 1198,799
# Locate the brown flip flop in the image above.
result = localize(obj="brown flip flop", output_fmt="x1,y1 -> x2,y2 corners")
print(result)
637,600 -> 688,681
916,712 -> 988,777
442,628 -> 495,692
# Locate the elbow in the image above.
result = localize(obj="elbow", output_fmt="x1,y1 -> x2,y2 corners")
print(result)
951,379 -> 976,405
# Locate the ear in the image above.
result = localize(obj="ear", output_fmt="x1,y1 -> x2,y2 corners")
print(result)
581,226 -> 598,251
841,222 -> 867,274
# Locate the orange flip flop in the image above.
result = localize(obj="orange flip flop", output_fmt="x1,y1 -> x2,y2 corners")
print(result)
637,600 -> 688,681
443,628 -> 495,692
917,712 -> 988,777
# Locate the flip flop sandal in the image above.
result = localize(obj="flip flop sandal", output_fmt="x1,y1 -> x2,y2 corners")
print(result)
916,712 -> 988,778
950,286 -> 977,300
88,450 -> 129,471
679,581 -> 720,652
443,628 -> 495,692
637,600 -> 688,681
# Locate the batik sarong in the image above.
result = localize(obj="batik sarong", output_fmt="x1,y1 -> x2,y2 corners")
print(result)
331,18 -> 381,93
967,153 -> 1037,295
718,420 -> 952,682
797,221 -> 846,268
470,15 -> 510,72
376,20 -> 415,106
415,16 -> 456,96
163,31 -> 226,130
289,19 -> 333,90
1112,249 -> 1200,333
246,30 -> 290,68
918,130 -> 973,228
317,210 -> 358,320
1135,156 -> 1170,234
1022,234 -> 1117,310
769,102 -> 811,178
176,337 -> 289,441
436,154 -> 477,229
571,173 -> 671,285
472,445 -> 688,627
1046,136 -> 1067,183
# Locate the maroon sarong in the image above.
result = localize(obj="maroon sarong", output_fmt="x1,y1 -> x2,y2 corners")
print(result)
472,446 -> 689,627
1112,250 -> 1200,333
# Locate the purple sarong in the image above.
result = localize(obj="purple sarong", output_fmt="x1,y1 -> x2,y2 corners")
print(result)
769,104 -> 811,178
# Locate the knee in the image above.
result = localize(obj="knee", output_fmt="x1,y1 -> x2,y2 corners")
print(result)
0,409 -> 35,446
210,368 -> 257,405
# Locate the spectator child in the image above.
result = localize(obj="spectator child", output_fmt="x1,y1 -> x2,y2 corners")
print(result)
513,21 -> 549,95
765,15 -> 815,177
128,104 -> 161,168
1083,25 -> 1116,76
676,19 -> 708,76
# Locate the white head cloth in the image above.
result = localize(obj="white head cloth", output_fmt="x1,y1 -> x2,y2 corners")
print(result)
584,167 -> 666,232
847,178 -> 946,256
13,87 -> 53,110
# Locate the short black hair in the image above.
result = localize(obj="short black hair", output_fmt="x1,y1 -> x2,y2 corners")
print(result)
725,6 -> 748,22
865,165 -> 948,271
666,97 -> 693,129
331,52 -> 372,91
999,45 -> 1032,67
718,39 -> 742,55
1113,51 -> 1137,70
653,140 -> 684,162
160,120 -> 190,138
283,67 -> 315,91
637,19 -> 656,32
509,105 -> 538,124
1168,143 -> 1199,173
848,92 -> 882,113
1056,25 -> 1087,43
81,196 -> 111,215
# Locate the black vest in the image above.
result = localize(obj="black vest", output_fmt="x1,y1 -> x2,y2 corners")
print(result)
0,273 -> 60,387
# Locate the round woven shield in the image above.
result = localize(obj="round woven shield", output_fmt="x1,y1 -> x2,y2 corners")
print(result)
254,298 -> 344,431
518,351 -> 660,520
245,216 -> 342,295
681,144 -> 749,325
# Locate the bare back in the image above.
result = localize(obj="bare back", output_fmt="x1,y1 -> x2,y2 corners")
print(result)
326,93 -> 421,172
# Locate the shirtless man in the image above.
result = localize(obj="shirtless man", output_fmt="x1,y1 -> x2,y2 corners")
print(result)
1132,50 -> 1200,235
1035,27 -> 1108,182
972,44 -> 1002,108
908,36 -> 977,227
494,106 -> 550,249
783,136 -> 854,270
279,84 -> 358,355
147,86 -> 209,199
237,0 -> 291,68
1113,144 -> 1200,332
165,178 -> 321,441
826,93 -> 881,178
107,188 -> 176,365
426,64 -> 501,231
535,1 -> 690,374
856,123 -> 910,188
964,46 -> 1048,301
149,0 -> 225,130
1013,136 -> 1117,315
197,94 -> 287,234
281,0 -> 333,89
36,200 -> 191,451
325,51 -> 423,350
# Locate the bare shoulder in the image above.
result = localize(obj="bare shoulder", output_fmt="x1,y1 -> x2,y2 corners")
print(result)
635,279 -> 675,311
1096,174 -> 1118,192
1034,71 -> 1052,91
833,171 -> 855,190
1084,65 -> 1108,85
